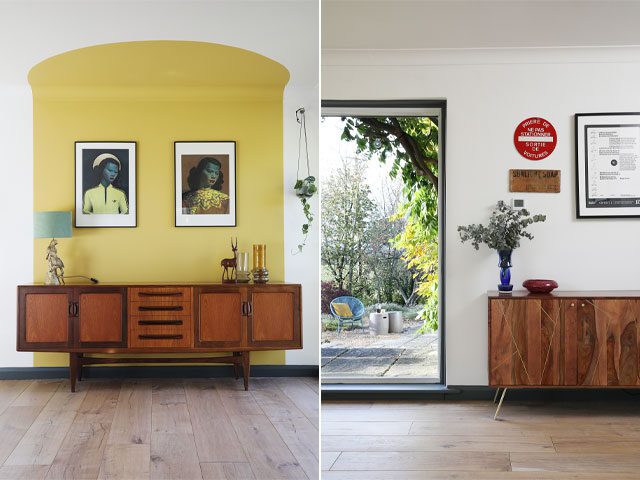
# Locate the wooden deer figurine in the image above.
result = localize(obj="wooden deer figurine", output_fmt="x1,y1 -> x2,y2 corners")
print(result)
221,237 -> 238,283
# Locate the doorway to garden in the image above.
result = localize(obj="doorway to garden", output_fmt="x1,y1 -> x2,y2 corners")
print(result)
320,101 -> 445,384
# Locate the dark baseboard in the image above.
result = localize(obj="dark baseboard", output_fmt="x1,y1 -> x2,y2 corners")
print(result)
0,365 -> 319,380
322,384 -> 640,401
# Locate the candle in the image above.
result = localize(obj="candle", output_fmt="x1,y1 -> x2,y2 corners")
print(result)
252,244 -> 266,270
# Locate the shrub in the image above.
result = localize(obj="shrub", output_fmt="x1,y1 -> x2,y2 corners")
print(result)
321,281 -> 352,314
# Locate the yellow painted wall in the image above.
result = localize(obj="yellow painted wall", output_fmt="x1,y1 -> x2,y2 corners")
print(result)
29,41 -> 289,367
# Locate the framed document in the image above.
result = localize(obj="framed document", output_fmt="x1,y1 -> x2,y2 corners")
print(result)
576,113 -> 640,218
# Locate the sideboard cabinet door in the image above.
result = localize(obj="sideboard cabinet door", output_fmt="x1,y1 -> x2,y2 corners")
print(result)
248,285 -> 301,349
18,287 -> 73,350
75,287 -> 127,348
489,298 -> 561,386
195,286 -> 246,348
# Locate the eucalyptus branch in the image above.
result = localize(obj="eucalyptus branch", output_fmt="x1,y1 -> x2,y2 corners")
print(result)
458,201 -> 546,251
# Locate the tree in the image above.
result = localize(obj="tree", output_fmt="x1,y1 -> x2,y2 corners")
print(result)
321,155 -> 376,296
342,116 -> 440,330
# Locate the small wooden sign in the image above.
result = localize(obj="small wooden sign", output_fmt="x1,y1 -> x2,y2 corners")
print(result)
509,169 -> 560,193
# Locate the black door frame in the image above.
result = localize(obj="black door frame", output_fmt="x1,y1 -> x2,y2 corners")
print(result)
321,99 -> 447,388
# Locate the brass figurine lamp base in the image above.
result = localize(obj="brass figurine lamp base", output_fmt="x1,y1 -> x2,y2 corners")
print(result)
34,211 -> 72,286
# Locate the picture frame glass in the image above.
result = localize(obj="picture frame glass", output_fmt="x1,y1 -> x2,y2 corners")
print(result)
576,113 -> 640,218
75,141 -> 137,227
175,141 -> 236,227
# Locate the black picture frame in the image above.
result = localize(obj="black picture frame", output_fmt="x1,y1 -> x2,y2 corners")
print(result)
174,141 -> 237,227
74,141 -> 137,228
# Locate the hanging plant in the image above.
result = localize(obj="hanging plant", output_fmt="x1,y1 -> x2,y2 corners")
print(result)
294,107 -> 316,252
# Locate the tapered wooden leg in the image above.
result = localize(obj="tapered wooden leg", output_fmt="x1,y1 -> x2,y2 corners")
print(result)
242,351 -> 251,391
69,353 -> 78,393
77,353 -> 83,382
233,352 -> 241,379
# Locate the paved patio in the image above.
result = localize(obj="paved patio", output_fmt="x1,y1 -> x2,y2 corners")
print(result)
321,323 -> 439,379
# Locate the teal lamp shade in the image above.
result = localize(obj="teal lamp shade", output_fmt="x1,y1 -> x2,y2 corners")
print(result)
34,211 -> 72,239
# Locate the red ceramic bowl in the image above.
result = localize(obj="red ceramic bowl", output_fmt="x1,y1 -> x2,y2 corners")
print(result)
522,279 -> 558,294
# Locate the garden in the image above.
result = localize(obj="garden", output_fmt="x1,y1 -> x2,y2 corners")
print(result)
320,115 -> 440,380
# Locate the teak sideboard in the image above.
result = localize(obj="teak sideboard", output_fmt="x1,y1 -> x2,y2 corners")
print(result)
17,283 -> 302,391
489,291 -> 640,387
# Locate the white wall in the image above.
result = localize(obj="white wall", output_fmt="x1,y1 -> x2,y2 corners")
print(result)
0,0 -> 319,367
323,45 -> 640,385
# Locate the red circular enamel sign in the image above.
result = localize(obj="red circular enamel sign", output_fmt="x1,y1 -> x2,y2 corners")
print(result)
514,117 -> 557,160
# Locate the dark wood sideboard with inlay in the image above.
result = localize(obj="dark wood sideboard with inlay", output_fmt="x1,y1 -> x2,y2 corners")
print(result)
489,291 -> 640,387
17,283 -> 302,391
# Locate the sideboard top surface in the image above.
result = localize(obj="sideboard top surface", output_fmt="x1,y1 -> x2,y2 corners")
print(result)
19,282 -> 300,288
488,290 -> 640,299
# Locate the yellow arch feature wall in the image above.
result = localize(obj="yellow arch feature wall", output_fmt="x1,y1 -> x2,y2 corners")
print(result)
29,41 -> 289,367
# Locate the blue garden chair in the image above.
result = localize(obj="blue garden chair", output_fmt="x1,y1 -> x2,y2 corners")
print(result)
330,296 -> 365,333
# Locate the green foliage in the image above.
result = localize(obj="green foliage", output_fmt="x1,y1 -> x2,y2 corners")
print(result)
341,116 -> 440,331
458,201 -> 546,251
321,156 -> 376,296
294,176 -> 317,252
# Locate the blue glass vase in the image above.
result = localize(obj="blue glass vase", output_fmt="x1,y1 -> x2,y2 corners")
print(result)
497,249 -> 513,292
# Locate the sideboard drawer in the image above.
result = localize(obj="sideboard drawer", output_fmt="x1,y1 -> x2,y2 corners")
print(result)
129,301 -> 192,317
129,315 -> 192,348
129,287 -> 192,303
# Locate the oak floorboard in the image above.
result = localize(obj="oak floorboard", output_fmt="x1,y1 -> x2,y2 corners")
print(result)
552,435 -> 640,453
330,451 -> 510,472
5,381 -> 88,466
322,421 -> 412,436
150,433 -> 202,480
322,434 -> 554,453
215,379 -> 263,416
0,381 -> 31,416
0,465 -> 50,479
10,380 -> 60,407
510,452 -> 640,473
0,406 -> 44,465
228,414 -> 307,479
273,378 -> 319,429
199,462 -> 255,480
72,380 -> 121,424
272,417 -> 319,479
98,444 -> 150,480
249,378 -> 307,423
45,422 -> 110,480
300,376 -> 318,394
184,380 -> 246,463
106,380 -> 152,446
321,452 -> 340,471
151,380 -> 192,435
320,472 -> 640,480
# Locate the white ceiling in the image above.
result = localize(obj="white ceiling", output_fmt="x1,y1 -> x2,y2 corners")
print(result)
322,0 -> 640,50
0,0 -> 318,86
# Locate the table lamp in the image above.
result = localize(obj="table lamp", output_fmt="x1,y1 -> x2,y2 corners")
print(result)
34,211 -> 72,285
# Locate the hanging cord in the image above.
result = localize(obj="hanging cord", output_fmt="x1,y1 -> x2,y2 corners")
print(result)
296,107 -> 310,180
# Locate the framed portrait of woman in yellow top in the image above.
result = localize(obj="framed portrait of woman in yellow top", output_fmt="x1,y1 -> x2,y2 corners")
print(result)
174,141 -> 236,227
75,141 -> 137,228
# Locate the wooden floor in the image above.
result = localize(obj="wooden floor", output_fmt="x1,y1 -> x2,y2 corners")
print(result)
322,398 -> 640,479
0,377 -> 318,480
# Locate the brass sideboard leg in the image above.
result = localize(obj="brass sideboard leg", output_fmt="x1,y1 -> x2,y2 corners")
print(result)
242,351 -> 251,391
69,353 -> 78,393
233,352 -> 241,380
494,388 -> 508,420
493,387 -> 501,404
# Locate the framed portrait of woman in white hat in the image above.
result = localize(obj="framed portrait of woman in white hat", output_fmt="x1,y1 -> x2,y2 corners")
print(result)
75,141 -> 137,227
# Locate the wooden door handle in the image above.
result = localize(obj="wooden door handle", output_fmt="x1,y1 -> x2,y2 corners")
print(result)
137,320 -> 183,326
138,334 -> 183,340
138,292 -> 183,297
138,306 -> 183,312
